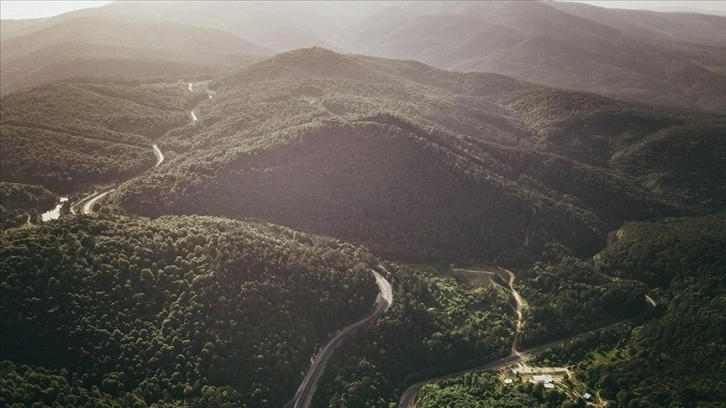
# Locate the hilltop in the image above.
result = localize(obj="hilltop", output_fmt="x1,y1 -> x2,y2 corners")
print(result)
110,48 -> 725,262
0,17 -> 268,95
4,1 -> 725,110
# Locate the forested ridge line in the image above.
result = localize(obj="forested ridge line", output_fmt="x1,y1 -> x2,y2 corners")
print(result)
411,214 -> 725,408
111,48 -> 724,265
0,214 -> 380,407
0,79 -> 199,193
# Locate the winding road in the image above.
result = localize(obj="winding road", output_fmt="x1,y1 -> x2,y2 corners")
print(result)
453,267 -> 525,356
398,286 -> 655,408
152,144 -> 164,167
288,270 -> 393,408
82,191 -> 110,215
79,82 -> 200,214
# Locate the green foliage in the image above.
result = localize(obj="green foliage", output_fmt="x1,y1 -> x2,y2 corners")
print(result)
313,265 -> 515,407
399,214 -> 725,407
0,182 -> 56,228
110,48 -> 719,262
0,215 -> 378,407
611,124 -> 726,211
582,215 -> 726,407
416,372 -> 580,408
0,79 -> 197,192
518,257 -> 648,347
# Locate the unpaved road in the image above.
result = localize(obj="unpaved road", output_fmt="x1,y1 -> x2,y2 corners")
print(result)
503,268 -> 525,356
288,270 -> 393,408
453,267 -> 525,356
398,291 -> 655,408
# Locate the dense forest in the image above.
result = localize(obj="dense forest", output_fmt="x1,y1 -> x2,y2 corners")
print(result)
109,48 -> 725,263
0,34 -> 724,408
313,265 -> 516,407
403,214 -> 725,407
516,257 -> 647,347
0,215 -> 379,407
416,371 -> 583,408
0,182 -> 57,228
0,78 -> 202,192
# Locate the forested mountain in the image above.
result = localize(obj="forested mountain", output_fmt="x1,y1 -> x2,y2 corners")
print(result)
3,1 -> 724,111
110,48 -> 724,262
341,1 -> 726,112
414,214 -> 726,408
1,2 -> 725,407
0,215 -> 379,407
0,78 -> 200,192
0,17 -> 267,95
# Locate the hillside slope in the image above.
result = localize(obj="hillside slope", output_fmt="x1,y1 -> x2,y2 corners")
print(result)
4,1 -> 724,110
110,49 -> 724,261
0,78 -> 200,192
0,215 -> 378,407
0,17 -> 268,95
342,1 -> 726,112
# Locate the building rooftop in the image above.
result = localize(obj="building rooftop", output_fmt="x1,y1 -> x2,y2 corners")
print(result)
532,374 -> 553,383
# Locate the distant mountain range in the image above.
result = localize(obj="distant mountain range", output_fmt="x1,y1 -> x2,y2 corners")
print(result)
2,2 -> 726,112
2,1 -> 724,111
0,16 -> 267,95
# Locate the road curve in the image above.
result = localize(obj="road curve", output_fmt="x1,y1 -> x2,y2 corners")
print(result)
503,268 -> 526,357
288,270 -> 393,408
398,295 -> 655,408
82,191 -> 110,215
152,144 -> 164,167
78,79 -> 204,214
453,268 -> 525,357
81,143 -> 163,214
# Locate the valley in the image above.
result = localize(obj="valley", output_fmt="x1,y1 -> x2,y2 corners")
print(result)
1,2 -> 724,408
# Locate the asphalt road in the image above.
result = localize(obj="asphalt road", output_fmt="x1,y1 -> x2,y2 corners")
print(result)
82,191 -> 110,214
288,270 -> 393,408
152,144 -> 164,167
78,78 -> 204,214
81,143 -> 162,214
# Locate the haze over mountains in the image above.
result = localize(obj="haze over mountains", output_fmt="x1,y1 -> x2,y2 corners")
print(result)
0,16 -> 267,94
2,1 -> 725,111
1,2 -> 725,408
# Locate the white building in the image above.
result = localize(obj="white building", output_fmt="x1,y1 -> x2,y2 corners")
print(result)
532,375 -> 553,384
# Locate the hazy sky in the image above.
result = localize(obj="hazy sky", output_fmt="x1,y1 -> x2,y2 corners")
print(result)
570,1 -> 726,15
1,0 -> 725,20
1,1 -> 113,19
